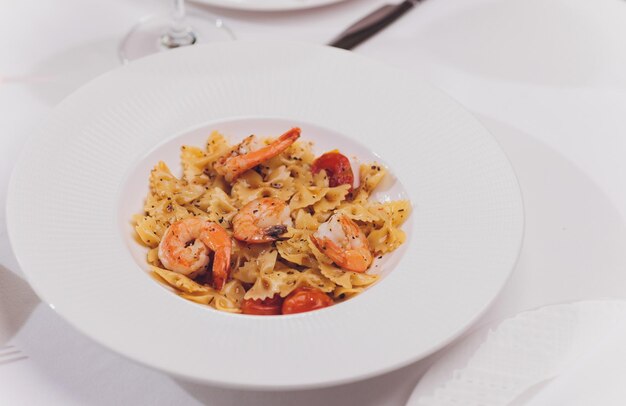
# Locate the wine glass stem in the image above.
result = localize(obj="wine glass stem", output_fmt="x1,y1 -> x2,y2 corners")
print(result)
161,0 -> 196,48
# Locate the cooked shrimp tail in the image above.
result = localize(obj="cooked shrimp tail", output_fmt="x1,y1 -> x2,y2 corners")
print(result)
311,214 -> 372,273
158,218 -> 232,290
210,246 -> 231,291
214,127 -> 301,182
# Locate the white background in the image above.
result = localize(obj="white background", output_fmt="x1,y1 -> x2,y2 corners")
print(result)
2,0 -> 626,404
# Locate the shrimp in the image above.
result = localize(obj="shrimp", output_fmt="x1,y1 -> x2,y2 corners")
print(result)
310,213 -> 372,273
214,127 -> 301,182
232,197 -> 292,243
158,218 -> 232,290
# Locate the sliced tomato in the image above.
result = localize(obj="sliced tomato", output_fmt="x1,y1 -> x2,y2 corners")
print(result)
282,287 -> 334,315
311,151 -> 354,191
241,295 -> 283,316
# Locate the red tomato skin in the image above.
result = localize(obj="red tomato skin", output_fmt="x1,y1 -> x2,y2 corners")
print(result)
311,151 -> 354,191
241,295 -> 283,315
282,287 -> 334,315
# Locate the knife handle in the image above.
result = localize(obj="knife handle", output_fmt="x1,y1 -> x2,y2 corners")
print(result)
329,0 -> 416,50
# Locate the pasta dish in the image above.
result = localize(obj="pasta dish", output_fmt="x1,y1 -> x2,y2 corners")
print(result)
133,127 -> 410,315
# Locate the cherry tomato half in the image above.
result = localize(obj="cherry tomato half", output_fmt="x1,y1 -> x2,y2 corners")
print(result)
241,295 -> 283,316
282,287 -> 334,315
311,151 -> 354,191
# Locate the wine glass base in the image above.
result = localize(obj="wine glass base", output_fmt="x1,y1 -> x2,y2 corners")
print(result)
119,13 -> 234,63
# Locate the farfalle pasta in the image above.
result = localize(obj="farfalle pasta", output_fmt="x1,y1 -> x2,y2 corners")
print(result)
134,128 -> 410,315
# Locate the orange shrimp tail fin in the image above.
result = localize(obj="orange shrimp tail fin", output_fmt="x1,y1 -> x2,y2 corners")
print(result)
211,249 -> 231,291
279,127 -> 301,142
343,250 -> 372,273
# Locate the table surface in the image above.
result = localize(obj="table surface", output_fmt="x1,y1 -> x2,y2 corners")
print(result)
2,0 -> 626,404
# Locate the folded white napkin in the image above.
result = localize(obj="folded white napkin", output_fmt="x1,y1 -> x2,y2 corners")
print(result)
408,300 -> 626,406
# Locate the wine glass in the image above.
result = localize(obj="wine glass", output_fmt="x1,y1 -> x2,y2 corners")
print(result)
119,0 -> 234,63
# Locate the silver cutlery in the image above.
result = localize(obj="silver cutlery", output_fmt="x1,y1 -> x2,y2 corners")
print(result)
0,344 -> 28,366
329,0 -> 423,50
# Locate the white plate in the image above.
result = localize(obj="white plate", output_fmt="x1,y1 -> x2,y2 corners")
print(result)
194,0 -> 344,11
6,41 -> 523,389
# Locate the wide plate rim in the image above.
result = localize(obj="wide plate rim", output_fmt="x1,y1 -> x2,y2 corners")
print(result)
6,41 -> 524,389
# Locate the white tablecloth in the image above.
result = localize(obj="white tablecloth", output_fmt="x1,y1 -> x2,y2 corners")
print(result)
2,0 -> 626,404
